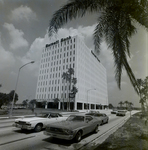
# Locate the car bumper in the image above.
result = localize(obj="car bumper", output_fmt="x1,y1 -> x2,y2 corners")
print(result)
13,123 -> 33,130
43,131 -> 75,140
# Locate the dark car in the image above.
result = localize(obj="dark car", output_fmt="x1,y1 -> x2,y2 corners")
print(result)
85,112 -> 109,125
44,114 -> 101,142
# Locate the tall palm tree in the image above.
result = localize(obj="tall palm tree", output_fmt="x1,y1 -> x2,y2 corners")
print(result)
137,78 -> 145,112
48,0 -> 148,93
142,76 -> 148,111
128,102 -> 133,107
118,101 -> 124,108
62,72 -> 68,110
124,100 -> 129,110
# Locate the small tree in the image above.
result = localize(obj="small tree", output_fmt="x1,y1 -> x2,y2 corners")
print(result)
29,99 -> 37,112
53,98 -> 60,109
108,103 -> 114,109
41,100 -> 47,109
22,99 -> 28,108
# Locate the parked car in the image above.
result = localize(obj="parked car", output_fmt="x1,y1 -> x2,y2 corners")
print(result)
116,110 -> 126,116
111,109 -> 118,114
44,114 -> 101,142
13,112 -> 67,132
85,112 -> 109,125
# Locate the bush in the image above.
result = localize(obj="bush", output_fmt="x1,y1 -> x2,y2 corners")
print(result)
0,109 -> 8,115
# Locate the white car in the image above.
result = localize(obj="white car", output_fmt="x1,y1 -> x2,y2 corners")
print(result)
13,112 -> 67,132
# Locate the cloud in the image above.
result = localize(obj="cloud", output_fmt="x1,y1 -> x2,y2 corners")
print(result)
0,34 -> 15,70
3,23 -> 29,50
10,5 -> 37,22
0,0 -> 4,4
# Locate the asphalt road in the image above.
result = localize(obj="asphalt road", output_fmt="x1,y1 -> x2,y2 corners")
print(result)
0,110 -> 138,150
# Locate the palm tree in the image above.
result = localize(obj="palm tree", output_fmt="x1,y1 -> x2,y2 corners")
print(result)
118,101 -> 124,108
22,99 -> 28,108
128,102 -> 133,107
142,76 -> 148,111
48,0 -> 148,93
124,100 -> 129,110
137,78 -> 145,112
62,72 -> 68,110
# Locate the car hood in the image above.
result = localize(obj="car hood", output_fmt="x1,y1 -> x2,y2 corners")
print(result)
47,121 -> 86,130
15,117 -> 47,122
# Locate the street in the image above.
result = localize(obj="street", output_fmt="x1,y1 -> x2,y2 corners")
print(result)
0,110 -> 138,150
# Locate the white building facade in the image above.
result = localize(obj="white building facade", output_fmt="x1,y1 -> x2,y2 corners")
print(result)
35,35 -> 108,110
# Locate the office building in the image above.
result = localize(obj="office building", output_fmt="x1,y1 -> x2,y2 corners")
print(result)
35,35 -> 108,110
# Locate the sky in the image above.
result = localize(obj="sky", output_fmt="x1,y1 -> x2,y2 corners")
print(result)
0,0 -> 147,107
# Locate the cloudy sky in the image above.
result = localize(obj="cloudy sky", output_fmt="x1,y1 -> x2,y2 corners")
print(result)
0,0 -> 147,107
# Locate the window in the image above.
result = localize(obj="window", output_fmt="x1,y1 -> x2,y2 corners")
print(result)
85,116 -> 93,122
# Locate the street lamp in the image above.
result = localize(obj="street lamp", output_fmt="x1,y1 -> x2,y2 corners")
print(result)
9,61 -> 35,117
87,88 -> 96,112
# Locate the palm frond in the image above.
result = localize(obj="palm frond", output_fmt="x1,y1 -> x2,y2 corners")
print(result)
49,0 -> 108,37
123,57 -> 139,94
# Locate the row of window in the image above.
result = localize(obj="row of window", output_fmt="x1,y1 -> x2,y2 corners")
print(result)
36,93 -> 69,100
41,57 -> 75,68
37,85 -> 71,93
42,44 -> 76,58
39,63 -> 75,78
41,49 -> 76,63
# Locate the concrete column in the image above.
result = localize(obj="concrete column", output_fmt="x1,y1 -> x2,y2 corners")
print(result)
34,103 -> 36,108
94,104 -> 96,110
89,103 -> 91,110
82,103 -> 84,110
74,101 -> 77,110
58,102 -> 61,109
45,102 -> 48,109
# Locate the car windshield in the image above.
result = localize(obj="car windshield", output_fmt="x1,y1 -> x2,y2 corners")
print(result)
37,113 -> 49,118
66,115 -> 84,121
50,113 -> 62,117
96,113 -> 104,116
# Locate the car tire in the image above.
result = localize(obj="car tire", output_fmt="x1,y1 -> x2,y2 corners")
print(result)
94,125 -> 99,133
75,131 -> 82,142
34,124 -> 43,132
